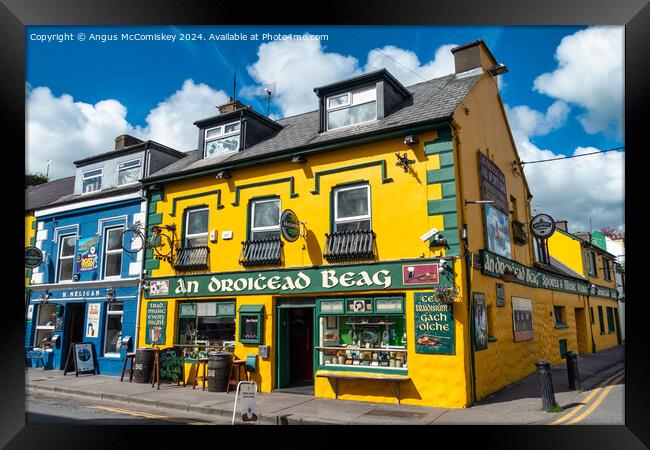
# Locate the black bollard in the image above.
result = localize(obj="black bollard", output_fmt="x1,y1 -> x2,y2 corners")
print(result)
535,360 -> 557,411
566,351 -> 580,390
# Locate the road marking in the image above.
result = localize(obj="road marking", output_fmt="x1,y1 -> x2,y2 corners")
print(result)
88,405 -> 205,425
550,369 -> 624,425
565,372 -> 624,425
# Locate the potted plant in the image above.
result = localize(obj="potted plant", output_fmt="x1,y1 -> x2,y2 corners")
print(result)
435,286 -> 459,305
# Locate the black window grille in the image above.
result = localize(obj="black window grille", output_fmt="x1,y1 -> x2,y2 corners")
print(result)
173,246 -> 210,271
323,229 -> 375,263
239,238 -> 282,267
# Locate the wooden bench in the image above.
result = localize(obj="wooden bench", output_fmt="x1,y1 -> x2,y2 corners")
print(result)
316,370 -> 411,405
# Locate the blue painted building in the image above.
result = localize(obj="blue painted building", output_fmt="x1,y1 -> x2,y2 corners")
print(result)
26,135 -> 186,374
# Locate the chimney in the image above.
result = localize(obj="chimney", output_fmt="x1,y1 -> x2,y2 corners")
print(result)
555,220 -> 568,232
217,98 -> 248,114
115,134 -> 143,150
451,39 -> 499,74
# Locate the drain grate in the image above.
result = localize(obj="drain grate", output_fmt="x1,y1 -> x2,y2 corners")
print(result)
362,409 -> 428,419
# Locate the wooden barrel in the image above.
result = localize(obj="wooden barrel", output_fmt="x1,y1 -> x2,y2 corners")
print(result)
133,348 -> 155,383
207,352 -> 232,392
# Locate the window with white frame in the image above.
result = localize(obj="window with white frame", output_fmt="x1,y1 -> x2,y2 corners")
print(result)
204,121 -> 241,157
103,226 -> 124,279
103,303 -> 123,356
82,168 -> 103,193
57,234 -> 76,282
251,198 -> 281,240
326,86 -> 377,131
185,208 -> 209,247
117,159 -> 141,186
34,303 -> 57,349
333,185 -> 371,231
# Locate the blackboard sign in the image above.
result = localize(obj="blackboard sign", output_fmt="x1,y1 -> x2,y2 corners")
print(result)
242,316 -> 259,340
158,347 -> 184,384
64,342 -> 97,376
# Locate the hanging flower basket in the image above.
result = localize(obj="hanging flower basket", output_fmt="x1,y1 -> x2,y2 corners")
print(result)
435,286 -> 459,305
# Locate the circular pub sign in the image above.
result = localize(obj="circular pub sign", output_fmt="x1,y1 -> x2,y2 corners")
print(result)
530,214 -> 556,239
25,246 -> 44,268
280,209 -> 301,242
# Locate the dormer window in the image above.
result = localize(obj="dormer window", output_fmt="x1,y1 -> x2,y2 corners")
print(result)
117,159 -> 142,186
326,86 -> 377,131
204,121 -> 241,158
82,168 -> 103,194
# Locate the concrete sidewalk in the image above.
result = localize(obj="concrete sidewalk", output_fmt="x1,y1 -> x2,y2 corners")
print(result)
25,345 -> 624,425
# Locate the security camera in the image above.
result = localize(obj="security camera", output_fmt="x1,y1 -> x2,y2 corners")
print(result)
420,227 -> 439,242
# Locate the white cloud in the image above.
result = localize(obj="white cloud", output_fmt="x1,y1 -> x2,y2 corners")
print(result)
246,39 -> 458,118
363,44 -> 457,86
533,26 -> 624,138
505,104 -> 624,231
246,37 -> 360,117
505,101 -> 570,139
134,79 -> 229,151
26,80 -> 228,179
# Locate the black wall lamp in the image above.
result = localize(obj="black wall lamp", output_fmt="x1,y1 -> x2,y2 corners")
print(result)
489,63 -> 508,76
106,289 -> 116,300
291,155 -> 307,163
39,290 -> 51,302
215,170 -> 231,179
403,135 -> 419,145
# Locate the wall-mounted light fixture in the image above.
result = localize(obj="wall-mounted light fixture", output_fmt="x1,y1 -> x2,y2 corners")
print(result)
291,155 -> 307,163
72,273 -> 80,281
106,289 -> 116,300
488,63 -> 508,76
215,170 -> 231,179
39,290 -> 51,302
430,234 -> 448,248
589,284 -> 597,296
403,135 -> 419,145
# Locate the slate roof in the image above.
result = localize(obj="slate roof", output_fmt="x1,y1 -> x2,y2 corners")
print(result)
25,176 -> 75,212
42,183 -> 142,209
145,71 -> 482,182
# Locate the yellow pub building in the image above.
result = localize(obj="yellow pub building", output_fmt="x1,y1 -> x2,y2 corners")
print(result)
135,40 -> 620,408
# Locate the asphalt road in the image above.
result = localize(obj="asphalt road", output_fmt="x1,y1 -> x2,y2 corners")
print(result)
26,390 -> 229,425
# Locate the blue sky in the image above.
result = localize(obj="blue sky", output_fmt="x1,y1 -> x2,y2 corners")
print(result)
25,25 -> 624,231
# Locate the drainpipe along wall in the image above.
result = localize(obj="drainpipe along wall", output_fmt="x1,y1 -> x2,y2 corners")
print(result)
451,119 -> 477,406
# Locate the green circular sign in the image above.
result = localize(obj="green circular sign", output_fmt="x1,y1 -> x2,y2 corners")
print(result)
25,246 -> 44,268
280,209 -> 300,242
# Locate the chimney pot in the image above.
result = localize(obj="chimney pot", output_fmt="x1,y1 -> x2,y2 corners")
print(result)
115,134 -> 143,150
218,99 -> 247,114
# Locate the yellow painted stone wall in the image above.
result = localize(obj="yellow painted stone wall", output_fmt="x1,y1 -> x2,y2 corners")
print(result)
589,297 -> 620,351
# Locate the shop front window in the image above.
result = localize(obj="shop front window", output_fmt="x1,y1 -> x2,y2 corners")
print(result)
34,303 -> 57,349
317,297 -> 407,371
177,301 -> 236,358
104,303 -> 123,356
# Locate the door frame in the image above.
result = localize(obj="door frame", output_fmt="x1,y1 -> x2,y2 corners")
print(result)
275,298 -> 316,389
62,302 -> 86,370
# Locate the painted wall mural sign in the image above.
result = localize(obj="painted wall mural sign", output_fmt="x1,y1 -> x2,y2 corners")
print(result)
473,292 -> 488,351
480,250 -> 618,299
484,204 -> 512,259
85,303 -> 101,338
145,301 -> 167,345
414,292 -> 455,355
477,151 -> 508,213
76,236 -> 100,272
144,259 -> 452,299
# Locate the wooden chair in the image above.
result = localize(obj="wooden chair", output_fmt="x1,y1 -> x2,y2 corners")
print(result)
120,352 -> 136,382
193,358 -> 209,391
